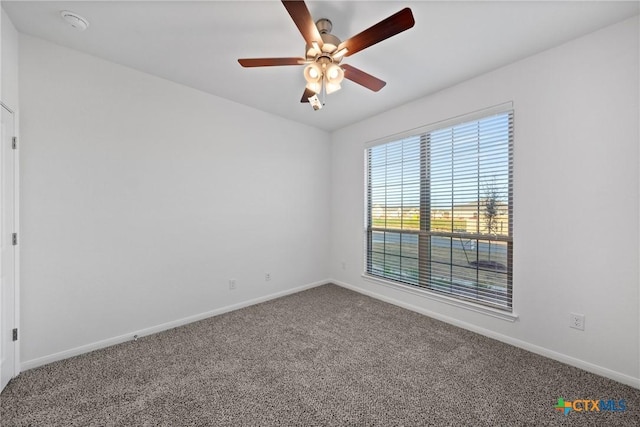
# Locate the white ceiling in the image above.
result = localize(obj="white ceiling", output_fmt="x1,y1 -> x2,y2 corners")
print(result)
3,1 -> 639,132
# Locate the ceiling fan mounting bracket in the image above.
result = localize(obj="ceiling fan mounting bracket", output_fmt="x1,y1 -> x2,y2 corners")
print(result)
305,18 -> 342,62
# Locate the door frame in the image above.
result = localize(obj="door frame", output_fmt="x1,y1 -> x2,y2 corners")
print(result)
1,101 -> 20,390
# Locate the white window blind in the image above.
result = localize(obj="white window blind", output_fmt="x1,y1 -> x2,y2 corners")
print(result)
366,110 -> 513,310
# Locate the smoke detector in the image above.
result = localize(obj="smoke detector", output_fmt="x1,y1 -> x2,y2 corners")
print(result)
60,11 -> 89,31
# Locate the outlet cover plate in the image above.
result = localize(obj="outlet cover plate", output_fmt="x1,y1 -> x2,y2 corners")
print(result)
569,313 -> 585,330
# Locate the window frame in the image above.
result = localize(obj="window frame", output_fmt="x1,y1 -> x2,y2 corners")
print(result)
364,103 -> 514,313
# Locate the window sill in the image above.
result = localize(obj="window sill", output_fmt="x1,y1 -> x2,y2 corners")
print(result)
361,274 -> 519,322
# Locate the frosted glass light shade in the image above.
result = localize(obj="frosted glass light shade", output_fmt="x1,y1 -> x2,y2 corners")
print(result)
304,63 -> 322,83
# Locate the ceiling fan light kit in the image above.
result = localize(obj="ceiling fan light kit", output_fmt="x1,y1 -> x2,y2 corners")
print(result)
238,0 -> 415,110
304,60 -> 344,98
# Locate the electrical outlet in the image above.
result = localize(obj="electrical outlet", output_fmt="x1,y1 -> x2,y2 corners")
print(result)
229,279 -> 237,290
569,313 -> 585,331
341,261 -> 346,270
265,273 -> 271,282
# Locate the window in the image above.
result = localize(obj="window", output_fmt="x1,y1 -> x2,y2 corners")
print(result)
366,109 -> 513,310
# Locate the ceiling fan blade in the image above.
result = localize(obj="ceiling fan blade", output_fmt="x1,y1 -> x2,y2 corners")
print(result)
238,57 -> 306,67
338,8 -> 415,57
342,64 -> 386,92
282,0 -> 323,47
300,88 -> 316,103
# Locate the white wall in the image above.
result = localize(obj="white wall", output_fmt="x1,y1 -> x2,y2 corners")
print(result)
330,16 -> 640,387
19,34 -> 331,367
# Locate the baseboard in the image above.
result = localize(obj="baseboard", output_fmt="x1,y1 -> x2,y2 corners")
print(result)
21,279 -> 329,372
331,279 -> 640,390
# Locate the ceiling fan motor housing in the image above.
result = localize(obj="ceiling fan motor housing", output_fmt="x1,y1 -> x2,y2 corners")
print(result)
306,19 -> 342,62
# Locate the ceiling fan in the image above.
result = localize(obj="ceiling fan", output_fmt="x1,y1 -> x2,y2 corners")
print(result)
238,1 -> 415,109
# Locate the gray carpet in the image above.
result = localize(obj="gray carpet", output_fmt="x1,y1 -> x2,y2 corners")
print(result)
1,284 -> 638,426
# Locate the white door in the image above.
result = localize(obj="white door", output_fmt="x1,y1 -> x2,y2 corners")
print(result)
1,104 -> 17,391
